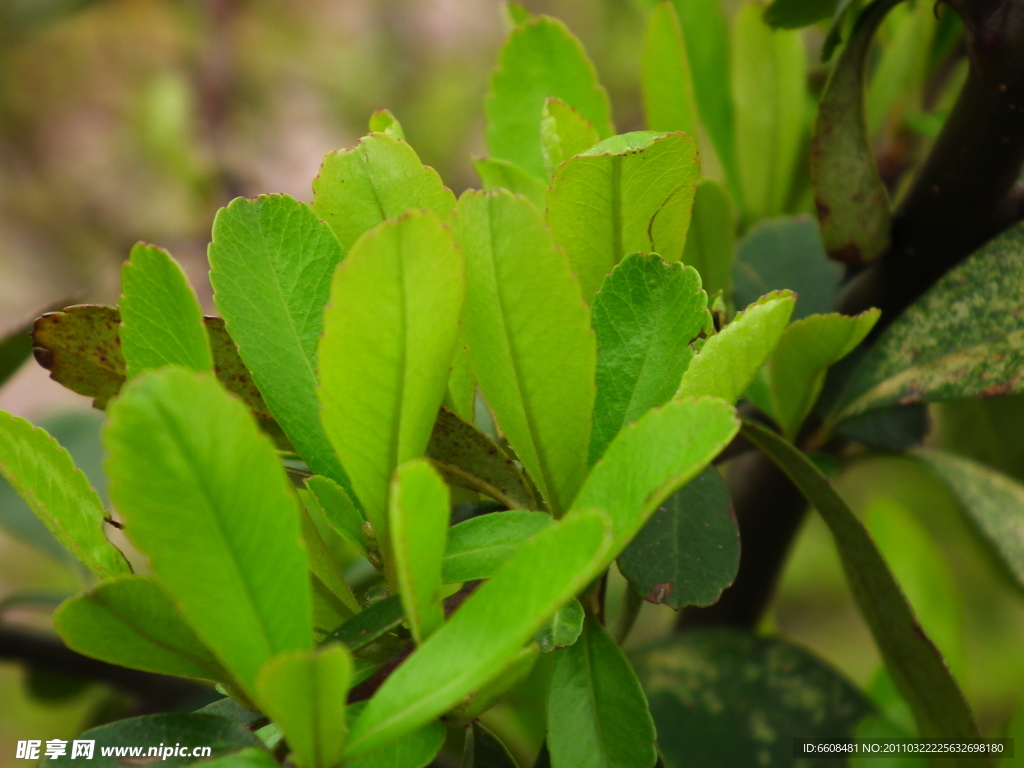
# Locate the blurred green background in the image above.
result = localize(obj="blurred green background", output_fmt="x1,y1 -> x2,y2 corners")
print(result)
0,0 -> 1021,762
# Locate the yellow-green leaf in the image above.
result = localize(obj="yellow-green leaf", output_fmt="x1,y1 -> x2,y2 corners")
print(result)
642,2 -> 699,138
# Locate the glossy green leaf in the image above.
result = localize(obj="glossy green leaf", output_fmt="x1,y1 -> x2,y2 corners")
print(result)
51,713 -> 263,767
635,629 -> 875,768
319,210 -> 463,538
462,722 -> 519,768
188,749 -> 279,768
105,367 -> 312,696
741,419 -> 982,745
306,475 -> 368,557
255,644 -> 352,768
311,133 -> 455,252
345,706 -> 445,768
547,616 -> 657,768
541,97 -> 600,176
300,508 -> 360,628
911,449 -> 1024,592
733,217 -> 842,320
830,222 -> 1024,422
389,460 -> 449,643
618,466 -> 738,608
642,2 -> 699,138
547,131 -> 700,304
326,594 -> 404,653
55,576 -> 230,684
368,108 -> 405,140
677,291 -> 796,404
534,598 -> 584,653
474,158 -> 547,209
681,179 -> 735,301
451,190 -> 594,516
765,0 -> 840,29
669,0 -> 737,195
731,3 -> 807,223
0,409 -> 128,578
812,0 -> 897,265
0,317 -> 33,388
427,407 -> 536,511
590,252 -> 709,465
485,15 -> 613,178
572,398 -> 739,557
345,510 -> 613,758
444,511 -> 553,584
767,310 -> 880,439
208,194 -> 352,496
119,242 -> 213,377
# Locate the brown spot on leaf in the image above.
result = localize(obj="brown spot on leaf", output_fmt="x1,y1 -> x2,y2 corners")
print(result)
646,582 -> 673,604
828,243 -> 865,265
982,382 -> 1013,398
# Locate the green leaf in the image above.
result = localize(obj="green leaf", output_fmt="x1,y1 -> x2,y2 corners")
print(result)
325,594 -> 404,653
838,404 -> 930,451
188,749 -> 280,768
812,0 -> 897,265
105,367 -> 312,696
485,15 -> 613,179
547,616 -> 657,768
634,629 -> 875,768
448,645 -> 540,727
208,194 -> 352,496
0,409 -> 128,578
451,190 -> 594,516
344,707 -> 445,768
677,291 -> 796,404
197,697 -> 268,728
830,222 -> 1024,422
590,252 -> 709,464
344,510 -> 613,758
427,407 -> 537,511
32,305 -> 126,408
368,108 -> 406,140
642,2 -> 699,138
389,460 -> 449,643
205,317 -> 275,420
911,449 -> 1024,593
51,713 -> 263,767
473,158 -> 547,209
300,507 -> 360,627
572,398 -> 739,557
534,598 -> 584,653
766,310 -> 880,439
0,317 -> 33,389
668,0 -> 738,196
55,576 -> 231,684
255,644 -> 352,768
319,210 -> 464,536
443,511 -> 553,584
731,3 -> 807,224
733,217 -> 842,320
462,722 -> 519,768
765,0 -> 840,29
503,1 -> 531,28
617,466 -> 738,608
681,179 -> 735,301
119,242 -> 213,378
306,475 -> 368,558
311,133 -> 455,253
740,419 -> 982,745
547,131 -> 700,304
541,97 -> 601,177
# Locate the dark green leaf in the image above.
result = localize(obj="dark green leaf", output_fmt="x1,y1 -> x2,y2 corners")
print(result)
733,217 -> 842,320
485,15 -> 613,178
196,698 -> 267,728
837,404 -> 929,450
462,722 -> 520,768
812,0 -> 899,265
547,616 -> 657,768
590,252 -> 709,464
741,420 -> 982,746
208,194 -> 354,499
642,3 -> 699,137
444,511 -> 553,584
55,576 -> 231,684
105,368 -> 313,696
325,594 -> 404,653
32,305 -> 125,408
634,629 -> 875,768
51,713 -> 262,767
533,598 -> 584,653
618,466 -> 738,609
190,749 -> 280,768
911,449 -> 1024,593
474,158 -> 547,209
765,0 -> 840,29
119,242 -> 213,377
0,318 -> 33,389
547,131 -> 699,304
681,179 -> 735,302
427,407 -> 536,511
830,221 -> 1024,422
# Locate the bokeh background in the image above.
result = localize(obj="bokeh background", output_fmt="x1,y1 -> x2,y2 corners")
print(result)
0,0 -> 1021,763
